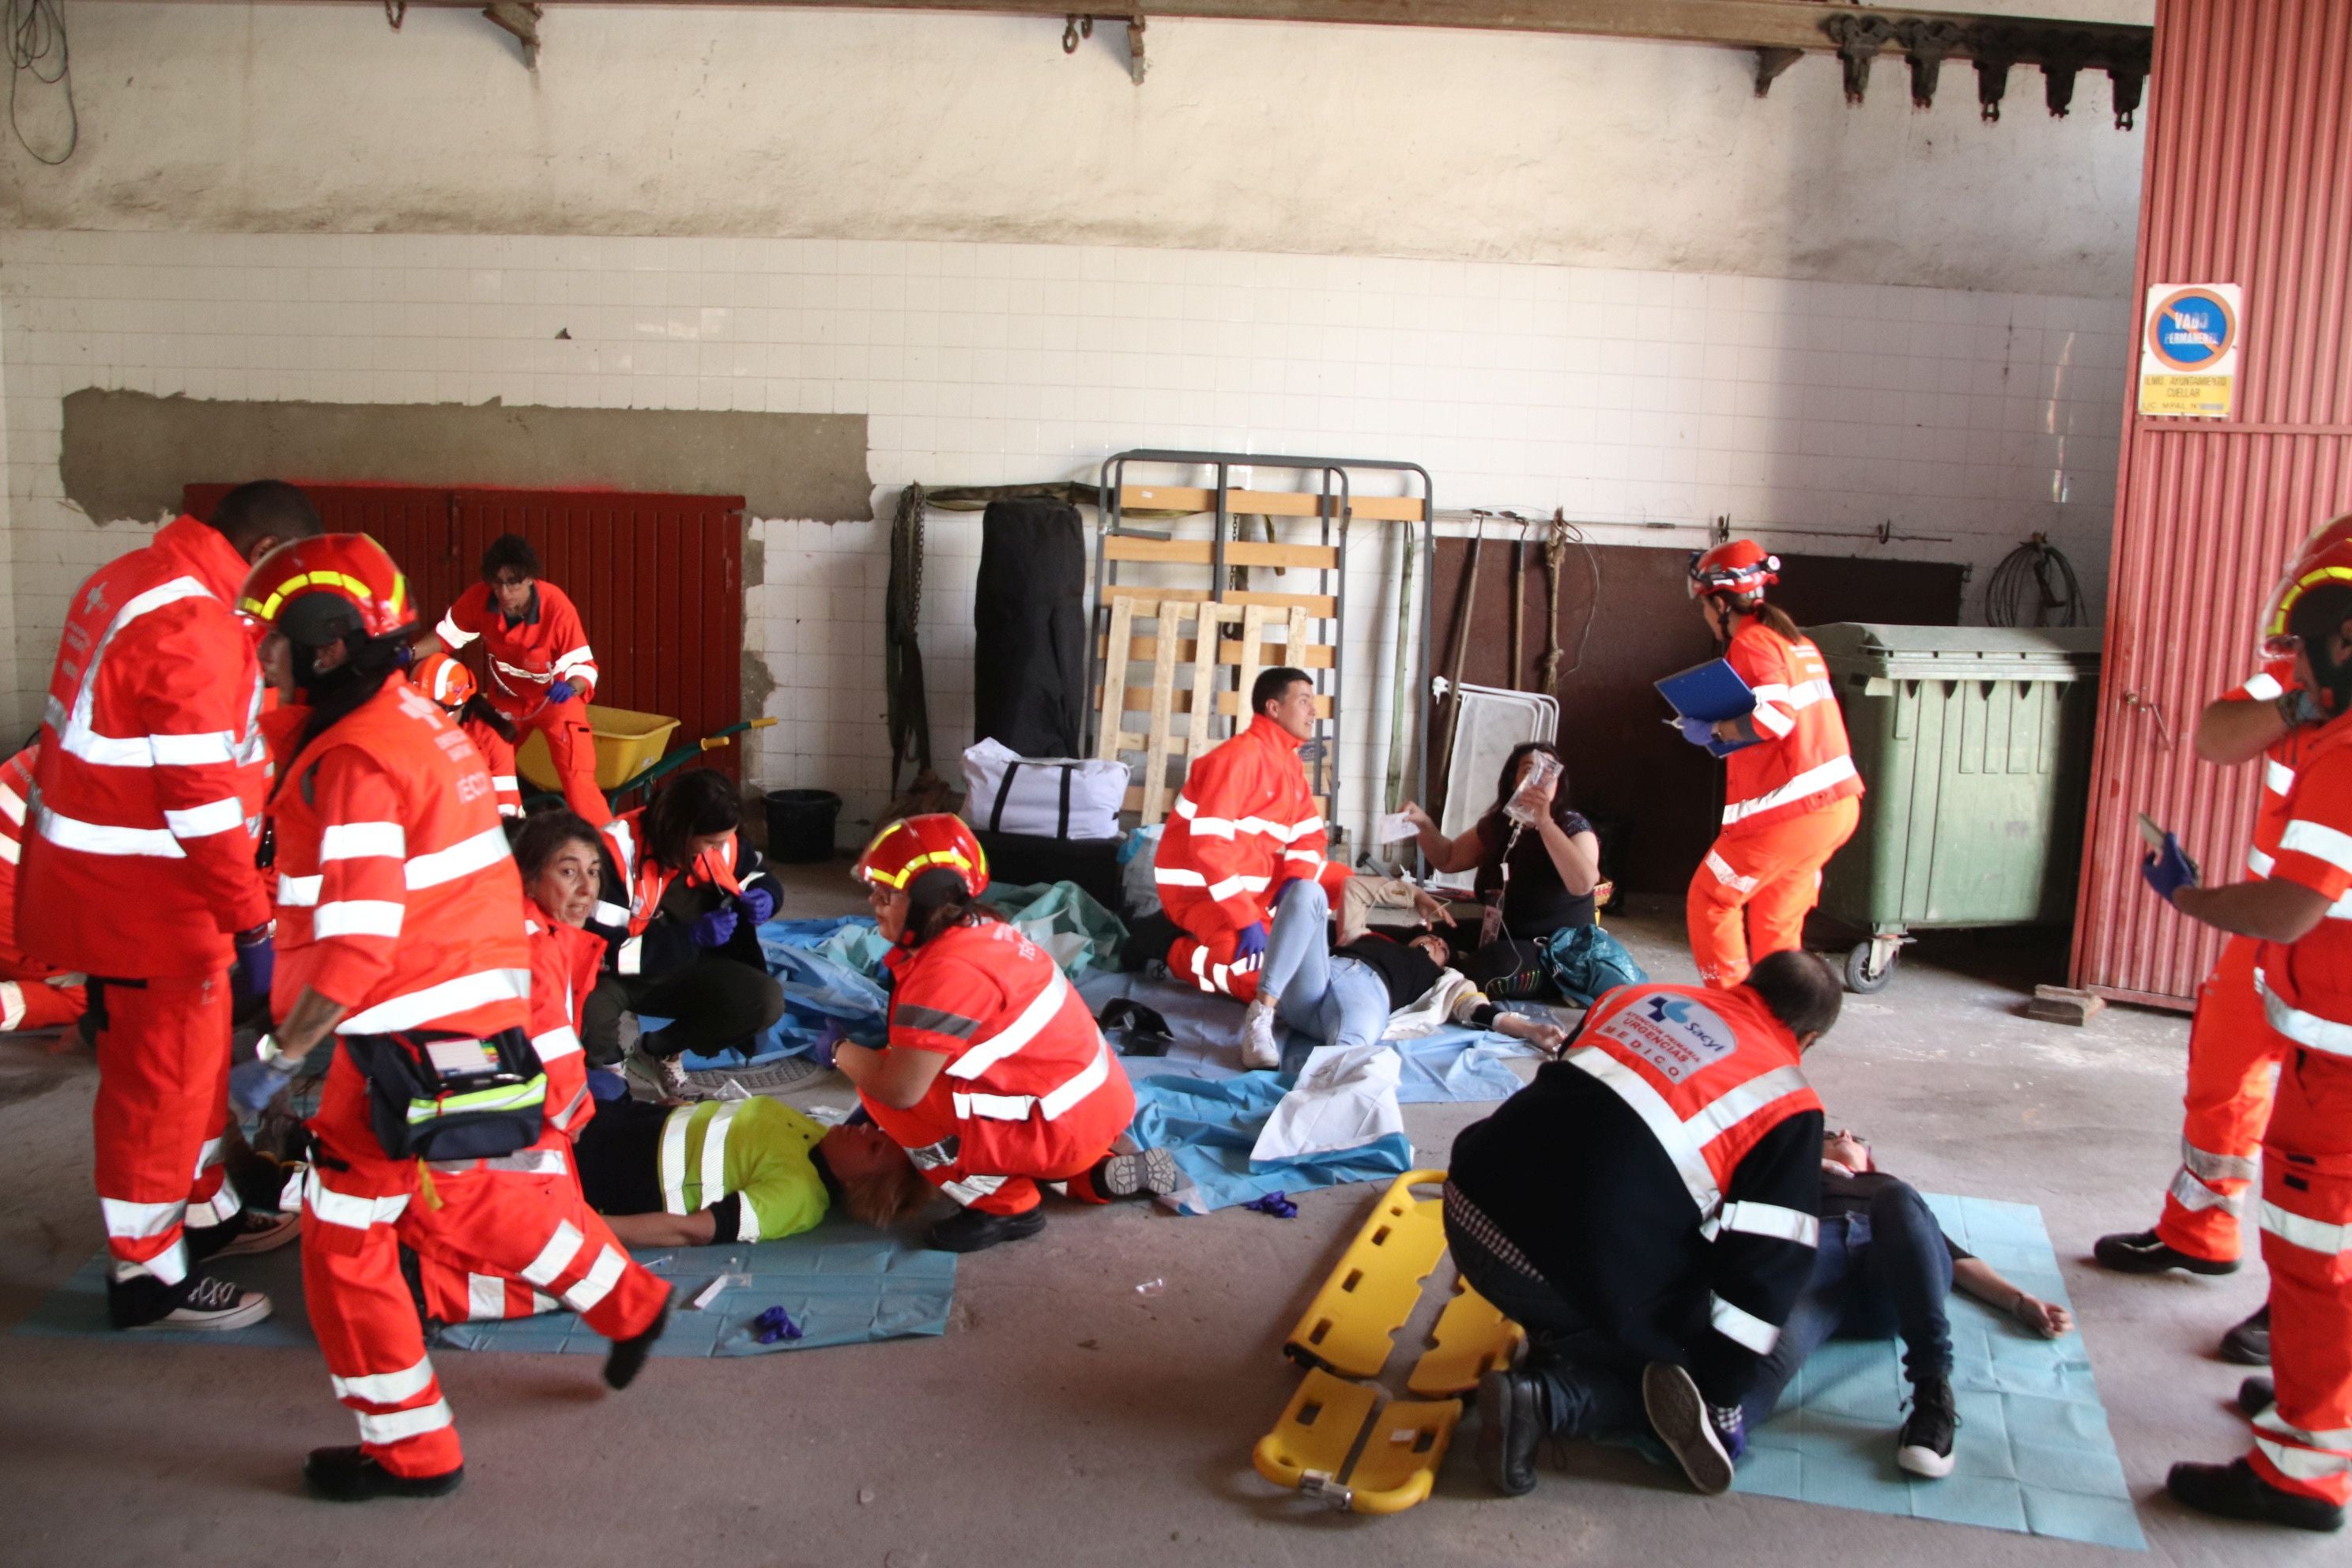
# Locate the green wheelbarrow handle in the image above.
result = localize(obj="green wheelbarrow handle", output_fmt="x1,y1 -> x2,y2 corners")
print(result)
604,717 -> 779,808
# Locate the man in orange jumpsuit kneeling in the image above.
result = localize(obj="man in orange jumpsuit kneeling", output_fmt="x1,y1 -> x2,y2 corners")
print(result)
231,534 -> 669,1502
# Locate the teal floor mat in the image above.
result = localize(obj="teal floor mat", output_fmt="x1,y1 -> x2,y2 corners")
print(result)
17,1223 -> 955,1359
1733,1193 -> 2145,1551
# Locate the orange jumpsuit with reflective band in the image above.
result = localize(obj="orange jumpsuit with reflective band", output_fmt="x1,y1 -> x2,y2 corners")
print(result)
1154,714 -> 1349,1003
0,744 -> 86,1032
1687,621 -> 1864,989
2236,714 -> 2352,1507
20,516 -> 272,1308
282,680 -> 666,1478
2154,663 -> 2301,1264
435,579 -> 605,825
862,919 -> 1135,1216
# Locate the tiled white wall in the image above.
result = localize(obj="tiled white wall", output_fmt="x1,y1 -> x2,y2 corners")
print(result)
0,230 -> 2128,842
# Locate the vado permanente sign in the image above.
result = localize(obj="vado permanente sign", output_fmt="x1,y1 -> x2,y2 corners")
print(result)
2139,282 -> 2242,419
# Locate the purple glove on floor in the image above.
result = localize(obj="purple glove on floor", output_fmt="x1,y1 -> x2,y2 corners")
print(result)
547,679 -> 578,705
1232,922 -> 1269,959
2141,831 -> 2201,904
692,904 -> 740,947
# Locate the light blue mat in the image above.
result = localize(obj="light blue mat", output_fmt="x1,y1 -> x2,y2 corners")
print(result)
17,1223 -> 956,1360
1734,1193 -> 2145,1551
1128,1072 -> 1415,1215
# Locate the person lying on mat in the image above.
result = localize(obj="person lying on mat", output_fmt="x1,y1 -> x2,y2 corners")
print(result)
1251,874 -> 1566,1065
1735,1127 -> 2074,1482
1451,951 -> 1841,1501
1397,741 -> 1608,1001
409,1095 -> 933,1326
835,814 -> 1180,1253
582,770 -> 789,1102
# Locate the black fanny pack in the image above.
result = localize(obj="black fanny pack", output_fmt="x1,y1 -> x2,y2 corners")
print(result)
340,1026 -> 548,1162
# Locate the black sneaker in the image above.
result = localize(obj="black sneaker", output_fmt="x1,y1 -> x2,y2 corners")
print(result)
2167,1457 -> 2343,1532
2221,1303 -> 2271,1366
303,1446 -> 464,1502
926,1205 -> 1047,1253
127,1273 -> 272,1332
602,1292 -> 672,1391
1897,1378 -> 1959,1478
1641,1362 -> 1735,1496
210,1208 -> 300,1258
1476,1368 -> 1546,1497
1093,1148 -> 1180,1201
2239,1376 -> 2275,1419
2092,1228 -> 2239,1276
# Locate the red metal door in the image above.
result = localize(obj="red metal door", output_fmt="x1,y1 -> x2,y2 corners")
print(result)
186,482 -> 748,781
2073,0 -> 2352,1006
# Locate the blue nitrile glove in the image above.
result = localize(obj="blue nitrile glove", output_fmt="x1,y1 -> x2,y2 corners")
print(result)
1232,922 -> 1269,959
393,642 -> 416,670
233,924 -> 275,999
547,679 -> 578,706
1675,715 -> 1719,748
229,1054 -> 297,1114
692,903 -> 740,947
586,1068 -> 629,1102
1708,1403 -> 1747,1464
737,886 -> 778,925
2141,831 -> 2201,904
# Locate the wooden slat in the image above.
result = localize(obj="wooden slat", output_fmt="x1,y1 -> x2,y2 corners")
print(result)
1349,495 -> 1428,522
1102,535 -> 1340,569
1106,686 -> 1335,719
1118,484 -> 1426,523
1140,615 -> 1182,824
1238,604 -> 1268,729
1182,602 -> 1224,820
1099,634 -> 1335,669
1118,587 -> 1338,616
1125,783 -> 1337,818
1095,594 -> 1140,761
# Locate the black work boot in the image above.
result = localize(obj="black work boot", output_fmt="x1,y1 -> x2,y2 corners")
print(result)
2167,1458 -> 2343,1532
926,1205 -> 1047,1253
603,1292 -> 673,1391
2092,1228 -> 2239,1276
303,1446 -> 464,1502
2238,1377 -> 2275,1419
2220,1303 -> 2271,1366
1476,1369 -> 1547,1497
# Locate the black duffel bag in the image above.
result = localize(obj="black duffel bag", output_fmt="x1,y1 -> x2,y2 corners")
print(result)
340,1026 -> 548,1162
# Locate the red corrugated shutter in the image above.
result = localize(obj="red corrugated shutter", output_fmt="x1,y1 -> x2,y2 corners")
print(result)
2073,0 -> 2352,1006
185,482 -> 747,783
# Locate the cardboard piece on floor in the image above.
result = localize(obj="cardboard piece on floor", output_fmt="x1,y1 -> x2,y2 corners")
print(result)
17,1223 -> 956,1359
1734,1193 -> 2147,1552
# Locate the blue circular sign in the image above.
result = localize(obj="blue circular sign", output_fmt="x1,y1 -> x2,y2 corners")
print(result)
2147,288 -> 2237,371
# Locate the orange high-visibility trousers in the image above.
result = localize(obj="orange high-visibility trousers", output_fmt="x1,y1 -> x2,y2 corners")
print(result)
90,972 -> 240,1322
518,695 -> 607,827
862,1093 -> 1127,1217
1167,925 -> 1266,1005
2154,935 -> 2285,1263
2246,1045 -> 2352,1508
303,1054 -> 669,1478
1687,795 -> 1860,989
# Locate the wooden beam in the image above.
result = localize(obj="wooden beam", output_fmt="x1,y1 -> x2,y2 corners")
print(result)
345,2 -> 2151,62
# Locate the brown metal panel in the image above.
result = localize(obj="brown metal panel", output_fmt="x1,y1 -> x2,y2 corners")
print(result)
2071,0 -> 2352,1005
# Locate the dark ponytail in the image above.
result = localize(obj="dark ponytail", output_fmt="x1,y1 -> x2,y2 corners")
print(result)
1731,593 -> 1804,644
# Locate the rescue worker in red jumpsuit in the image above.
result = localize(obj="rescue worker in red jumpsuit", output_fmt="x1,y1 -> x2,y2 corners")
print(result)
409,650 -> 522,819
19,481 -> 321,1329
231,534 -> 669,1502
1152,666 -> 1351,1029
413,532 -> 607,826
839,814 -> 1177,1252
0,742 -> 87,1033
2150,541 -> 2352,1532
1679,541 -> 1864,989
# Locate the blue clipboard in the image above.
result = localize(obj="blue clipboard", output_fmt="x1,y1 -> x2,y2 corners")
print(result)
1657,658 -> 1760,756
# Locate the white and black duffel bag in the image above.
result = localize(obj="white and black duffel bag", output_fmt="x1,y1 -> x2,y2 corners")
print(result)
960,737 -> 1126,841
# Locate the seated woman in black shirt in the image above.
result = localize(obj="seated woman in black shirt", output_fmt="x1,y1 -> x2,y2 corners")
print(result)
1400,741 -> 1604,997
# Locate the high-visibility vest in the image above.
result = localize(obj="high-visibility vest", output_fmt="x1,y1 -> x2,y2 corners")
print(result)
2230,661 -> 2313,881
2252,715 -> 2352,1055
524,896 -> 603,1138
20,515 -> 272,977
1719,621 -> 1863,831
1155,714 -> 1344,933
595,807 -> 747,976
0,744 -> 38,956
434,579 -> 599,720
269,679 -> 529,1039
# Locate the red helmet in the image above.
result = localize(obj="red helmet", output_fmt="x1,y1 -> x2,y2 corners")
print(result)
854,814 -> 989,900
2258,512 -> 2352,658
1689,538 -> 1781,600
239,533 -> 418,647
411,650 -> 476,709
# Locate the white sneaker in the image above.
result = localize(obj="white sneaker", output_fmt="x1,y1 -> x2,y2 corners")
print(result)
624,1048 -> 704,1103
134,1274 -> 272,1332
1239,997 -> 1281,1070
210,1208 -> 300,1257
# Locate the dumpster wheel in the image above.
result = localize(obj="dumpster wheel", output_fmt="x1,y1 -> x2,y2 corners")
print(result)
1842,938 -> 1902,994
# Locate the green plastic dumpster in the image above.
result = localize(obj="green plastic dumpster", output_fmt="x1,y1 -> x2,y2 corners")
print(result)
1807,624 -> 2103,993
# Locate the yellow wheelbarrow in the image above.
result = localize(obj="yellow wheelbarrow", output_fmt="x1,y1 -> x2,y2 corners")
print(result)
518,705 -> 778,812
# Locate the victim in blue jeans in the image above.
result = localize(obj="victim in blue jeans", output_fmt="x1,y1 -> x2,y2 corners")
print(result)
1254,879 -> 1392,1060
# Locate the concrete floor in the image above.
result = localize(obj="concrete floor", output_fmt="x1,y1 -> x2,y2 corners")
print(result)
0,873 -> 2335,1566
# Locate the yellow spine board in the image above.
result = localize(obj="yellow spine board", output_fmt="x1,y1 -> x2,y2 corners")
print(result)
1283,1168 -> 1449,1378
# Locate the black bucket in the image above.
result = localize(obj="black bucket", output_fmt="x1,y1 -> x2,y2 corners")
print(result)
763,789 -> 842,865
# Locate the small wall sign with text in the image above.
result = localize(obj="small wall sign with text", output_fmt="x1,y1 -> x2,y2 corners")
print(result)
2139,283 -> 2242,419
